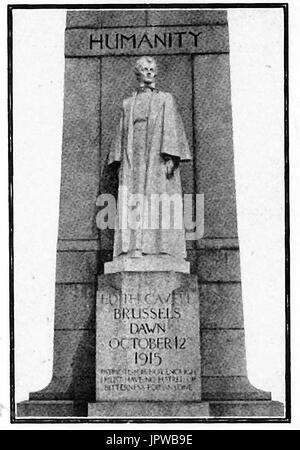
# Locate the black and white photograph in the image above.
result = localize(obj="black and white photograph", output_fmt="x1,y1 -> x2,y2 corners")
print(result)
1,0 -> 298,432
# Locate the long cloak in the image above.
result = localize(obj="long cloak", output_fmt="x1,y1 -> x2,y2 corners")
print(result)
108,90 -> 191,258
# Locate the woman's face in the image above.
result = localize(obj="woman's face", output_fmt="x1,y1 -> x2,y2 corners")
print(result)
138,60 -> 156,84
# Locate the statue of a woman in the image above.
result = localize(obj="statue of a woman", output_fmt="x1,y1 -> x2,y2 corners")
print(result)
107,56 -> 191,269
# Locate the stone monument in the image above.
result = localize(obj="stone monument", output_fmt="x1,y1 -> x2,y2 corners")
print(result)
104,55 -> 191,274
17,8 -> 284,418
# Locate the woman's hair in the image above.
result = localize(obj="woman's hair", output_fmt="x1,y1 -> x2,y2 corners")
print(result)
134,56 -> 158,76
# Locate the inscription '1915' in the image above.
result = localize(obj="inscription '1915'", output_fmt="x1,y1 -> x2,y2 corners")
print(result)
109,336 -> 187,367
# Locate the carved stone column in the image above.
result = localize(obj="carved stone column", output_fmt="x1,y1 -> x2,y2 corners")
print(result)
17,8 -> 284,418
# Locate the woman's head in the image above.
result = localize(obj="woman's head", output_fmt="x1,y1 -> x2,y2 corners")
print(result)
134,56 -> 157,84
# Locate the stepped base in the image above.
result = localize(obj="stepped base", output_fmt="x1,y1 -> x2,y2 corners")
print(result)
89,401 -> 210,417
208,400 -> 285,417
17,400 -> 88,417
17,400 -> 284,418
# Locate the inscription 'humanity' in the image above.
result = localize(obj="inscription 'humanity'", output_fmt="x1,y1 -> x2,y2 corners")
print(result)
90,29 -> 203,50
65,25 -> 228,56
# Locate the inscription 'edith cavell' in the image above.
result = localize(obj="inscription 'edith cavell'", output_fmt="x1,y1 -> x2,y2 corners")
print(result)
65,26 -> 229,56
99,290 -> 190,367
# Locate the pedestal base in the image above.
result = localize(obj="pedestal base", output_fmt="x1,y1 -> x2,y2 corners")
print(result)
17,400 -> 285,418
88,401 -> 210,417
17,400 -> 88,417
88,401 -> 284,418
104,255 -> 190,274
96,272 -> 201,402
208,400 -> 285,417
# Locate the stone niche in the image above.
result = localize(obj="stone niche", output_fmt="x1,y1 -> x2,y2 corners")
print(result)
17,8 -> 284,419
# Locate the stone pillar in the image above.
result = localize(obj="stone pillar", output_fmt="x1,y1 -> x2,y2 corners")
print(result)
193,53 -> 270,401
19,48 -> 102,417
88,272 -> 209,417
17,8 -> 284,418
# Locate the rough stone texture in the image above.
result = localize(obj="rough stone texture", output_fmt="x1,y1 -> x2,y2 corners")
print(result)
200,283 -> 244,329
99,249 -> 198,274
56,251 -> 98,283
193,46 -> 246,402
198,277 -> 270,400
29,376 -> 95,401
202,376 -> 271,401
89,401 -> 210,417
201,330 -> 247,377
100,10 -> 147,28
209,401 -> 285,418
104,255 -> 190,274
28,281 -> 96,402
54,284 -> 95,330
58,58 -> 100,240
66,10 -> 102,28
67,10 -> 147,28
194,54 -> 238,239
197,238 -> 239,250
147,9 -> 228,26
197,249 -> 241,282
17,400 -> 284,418
28,54 -> 103,407
30,330 -> 95,401
186,250 -> 198,273
57,239 -> 100,251
50,330 -> 95,378
96,273 -> 201,402
99,250 -> 198,274
66,9 -> 227,29
17,401 -> 88,418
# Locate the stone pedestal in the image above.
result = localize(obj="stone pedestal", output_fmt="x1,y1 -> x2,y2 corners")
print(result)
95,272 -> 201,403
87,400 -> 284,418
88,401 -> 210,417
104,255 -> 190,274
